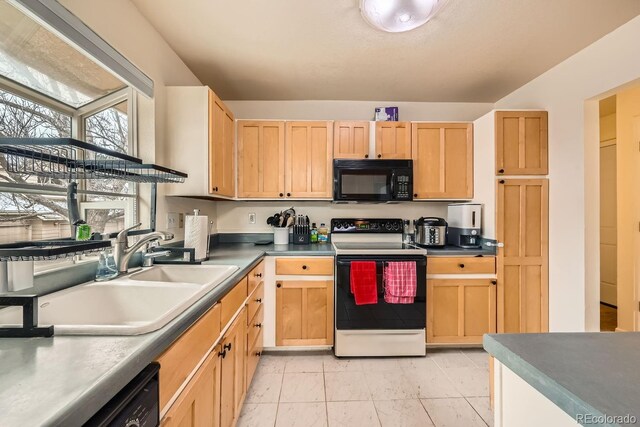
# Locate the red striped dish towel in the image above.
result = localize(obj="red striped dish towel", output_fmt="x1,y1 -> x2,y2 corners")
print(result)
350,261 -> 378,305
383,261 -> 417,304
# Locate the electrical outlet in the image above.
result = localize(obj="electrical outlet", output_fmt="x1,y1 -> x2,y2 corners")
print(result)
167,213 -> 178,229
179,213 -> 184,228
249,212 -> 256,224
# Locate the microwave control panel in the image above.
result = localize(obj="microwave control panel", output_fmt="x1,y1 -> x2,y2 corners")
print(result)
394,174 -> 412,200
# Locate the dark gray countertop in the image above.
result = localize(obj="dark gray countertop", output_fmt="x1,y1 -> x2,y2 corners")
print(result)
0,245 -> 265,427
0,240 -> 492,426
484,333 -> 640,426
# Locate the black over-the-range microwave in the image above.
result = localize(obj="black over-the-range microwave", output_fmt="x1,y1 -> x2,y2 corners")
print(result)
333,159 -> 413,202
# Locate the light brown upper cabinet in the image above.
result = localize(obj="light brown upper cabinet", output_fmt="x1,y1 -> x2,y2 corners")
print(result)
495,111 -> 548,175
375,121 -> 412,159
497,178 -> 549,333
210,92 -> 235,197
237,121 -> 286,198
333,121 -> 370,159
412,122 -> 473,199
285,121 -> 333,198
165,86 -> 236,198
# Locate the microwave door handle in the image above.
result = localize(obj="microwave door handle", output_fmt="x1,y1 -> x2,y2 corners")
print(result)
390,172 -> 396,198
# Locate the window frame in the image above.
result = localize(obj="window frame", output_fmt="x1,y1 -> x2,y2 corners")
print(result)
0,82 -> 139,267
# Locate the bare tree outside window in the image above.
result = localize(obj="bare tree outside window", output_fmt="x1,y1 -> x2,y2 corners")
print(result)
0,88 -> 132,241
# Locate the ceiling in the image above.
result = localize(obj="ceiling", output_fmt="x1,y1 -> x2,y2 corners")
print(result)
131,0 -> 640,102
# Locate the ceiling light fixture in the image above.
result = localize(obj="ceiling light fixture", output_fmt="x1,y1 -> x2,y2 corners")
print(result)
360,0 -> 445,33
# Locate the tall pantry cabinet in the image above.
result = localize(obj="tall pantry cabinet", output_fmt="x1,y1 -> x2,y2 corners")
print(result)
495,111 -> 549,333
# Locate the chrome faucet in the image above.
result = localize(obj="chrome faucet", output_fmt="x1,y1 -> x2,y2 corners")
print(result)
114,224 -> 174,274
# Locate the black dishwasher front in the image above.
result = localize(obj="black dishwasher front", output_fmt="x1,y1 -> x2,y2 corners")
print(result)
84,362 -> 160,427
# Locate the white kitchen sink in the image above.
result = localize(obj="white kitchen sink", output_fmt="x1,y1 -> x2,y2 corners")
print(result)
127,264 -> 238,286
0,264 -> 238,335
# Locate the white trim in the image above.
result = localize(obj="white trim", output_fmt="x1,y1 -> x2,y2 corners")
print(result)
80,199 -> 135,228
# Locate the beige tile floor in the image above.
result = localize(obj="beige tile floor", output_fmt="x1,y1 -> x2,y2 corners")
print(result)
239,349 -> 493,427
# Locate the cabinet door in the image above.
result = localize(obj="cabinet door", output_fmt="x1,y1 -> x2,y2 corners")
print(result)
276,280 -> 334,346
495,111 -> 548,175
427,279 -> 496,344
333,121 -> 370,159
237,121 -> 285,198
220,307 -> 247,427
161,349 -> 221,427
412,123 -> 473,199
375,121 -> 411,159
285,121 -> 333,198
209,92 -> 235,197
497,179 -> 549,333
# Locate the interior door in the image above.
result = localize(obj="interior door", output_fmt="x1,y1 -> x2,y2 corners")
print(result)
497,178 -> 549,333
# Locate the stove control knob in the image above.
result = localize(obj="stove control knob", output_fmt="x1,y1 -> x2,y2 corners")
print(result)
384,222 -> 393,231
392,222 -> 401,231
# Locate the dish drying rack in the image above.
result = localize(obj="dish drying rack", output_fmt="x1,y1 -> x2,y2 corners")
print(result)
0,138 -> 187,183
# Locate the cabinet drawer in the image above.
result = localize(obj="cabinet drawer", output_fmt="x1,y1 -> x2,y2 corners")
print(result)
276,258 -> 334,275
246,329 -> 264,388
221,276 -> 248,328
247,260 -> 265,295
247,282 -> 264,324
247,304 -> 264,349
156,304 -> 221,411
427,257 -> 495,275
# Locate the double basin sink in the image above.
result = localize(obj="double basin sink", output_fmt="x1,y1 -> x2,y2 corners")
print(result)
0,264 -> 238,336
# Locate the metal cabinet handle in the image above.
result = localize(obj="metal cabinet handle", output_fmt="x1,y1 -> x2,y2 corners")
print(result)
491,280 -> 497,285
277,283 -> 282,288
377,154 -> 382,158
255,298 -> 262,303
254,323 -> 262,328
364,154 -> 369,159
224,343 -> 232,351
459,263 -> 465,268
219,349 -> 227,358
255,273 -> 262,278
255,351 -> 262,357
286,193 -> 291,197
279,193 -> 284,197
302,265 -> 308,270
499,179 -> 505,184
498,168 -> 505,174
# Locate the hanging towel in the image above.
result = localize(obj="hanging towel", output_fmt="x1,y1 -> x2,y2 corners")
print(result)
384,261 -> 417,304
350,261 -> 378,305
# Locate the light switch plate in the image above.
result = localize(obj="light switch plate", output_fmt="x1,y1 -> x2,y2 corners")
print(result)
249,213 -> 256,224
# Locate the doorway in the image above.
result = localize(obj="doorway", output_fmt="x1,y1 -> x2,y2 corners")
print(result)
598,96 -> 617,331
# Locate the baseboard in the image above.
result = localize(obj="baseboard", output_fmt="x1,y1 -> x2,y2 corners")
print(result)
615,327 -> 627,332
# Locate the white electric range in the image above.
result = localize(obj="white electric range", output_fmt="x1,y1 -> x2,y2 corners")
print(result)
331,218 -> 427,357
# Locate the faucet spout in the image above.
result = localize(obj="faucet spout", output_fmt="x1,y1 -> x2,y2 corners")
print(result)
113,227 -> 174,274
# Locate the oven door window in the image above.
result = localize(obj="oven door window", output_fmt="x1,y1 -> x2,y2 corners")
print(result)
335,256 -> 426,330
338,170 -> 391,201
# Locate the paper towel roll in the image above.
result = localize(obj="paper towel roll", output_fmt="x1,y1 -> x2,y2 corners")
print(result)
185,213 -> 209,261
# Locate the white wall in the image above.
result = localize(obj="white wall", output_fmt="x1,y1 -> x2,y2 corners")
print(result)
493,15 -> 640,332
60,0 -> 217,241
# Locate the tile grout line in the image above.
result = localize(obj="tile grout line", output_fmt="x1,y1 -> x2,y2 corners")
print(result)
417,397 -> 438,427
464,396 -> 490,427
323,360 -> 329,425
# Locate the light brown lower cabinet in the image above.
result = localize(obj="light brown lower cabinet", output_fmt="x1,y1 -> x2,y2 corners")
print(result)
161,349 -> 221,427
220,307 -> 247,427
427,279 -> 496,344
276,280 -> 334,346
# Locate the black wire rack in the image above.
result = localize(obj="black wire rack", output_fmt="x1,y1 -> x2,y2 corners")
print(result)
0,138 -> 187,183
0,239 -> 111,262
